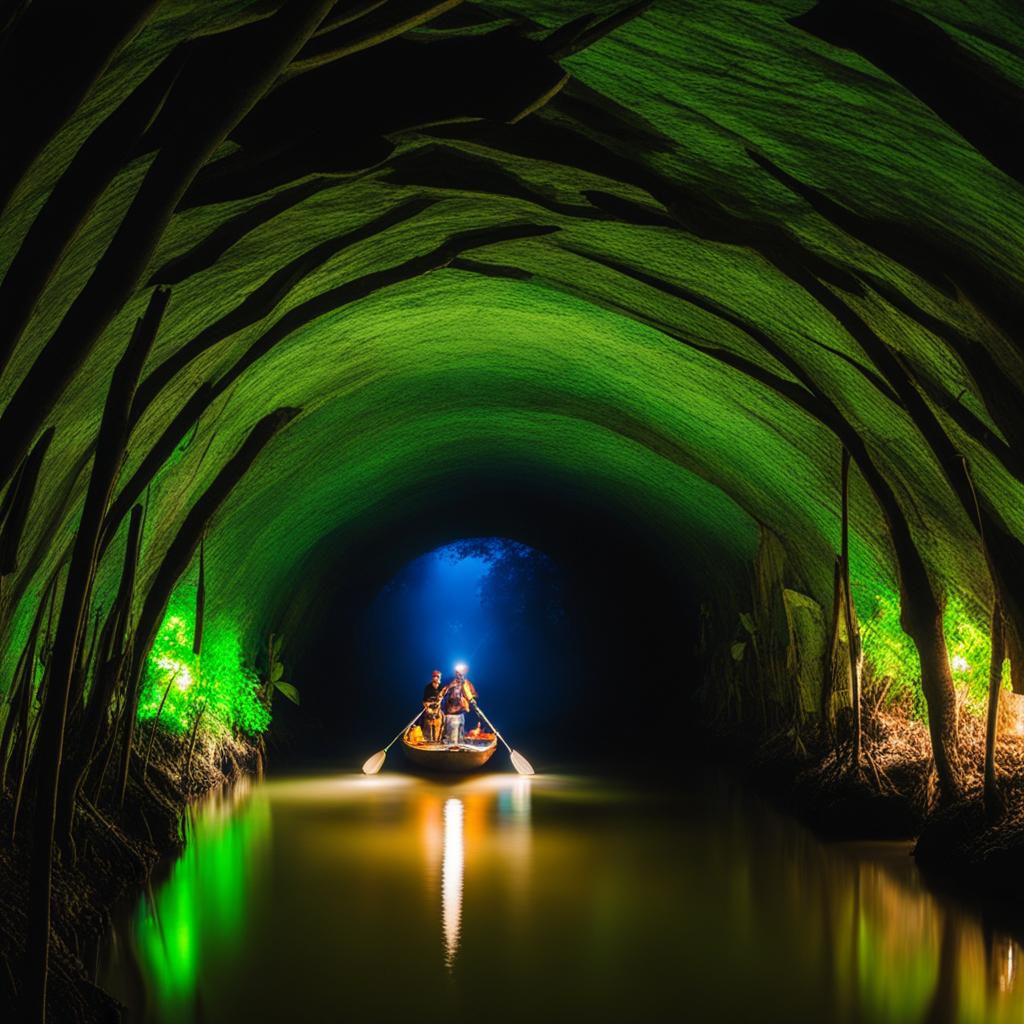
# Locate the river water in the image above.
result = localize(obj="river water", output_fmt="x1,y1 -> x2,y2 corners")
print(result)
99,770 -> 1023,1024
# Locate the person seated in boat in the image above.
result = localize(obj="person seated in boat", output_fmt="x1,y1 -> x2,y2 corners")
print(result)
441,664 -> 477,746
422,669 -> 443,743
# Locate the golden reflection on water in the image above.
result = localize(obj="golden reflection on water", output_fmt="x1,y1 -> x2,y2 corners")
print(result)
99,772 -> 1024,1024
428,778 -> 533,970
441,798 -> 463,968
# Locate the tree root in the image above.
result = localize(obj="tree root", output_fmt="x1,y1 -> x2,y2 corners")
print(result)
861,747 -> 898,796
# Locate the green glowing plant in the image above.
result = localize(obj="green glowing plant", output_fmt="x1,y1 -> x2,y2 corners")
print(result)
859,588 -> 920,709
138,586 -> 270,738
943,594 -> 993,713
858,587 -> 995,719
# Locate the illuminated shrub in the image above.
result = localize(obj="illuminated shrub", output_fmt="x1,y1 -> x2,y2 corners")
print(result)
943,593 -> 995,713
858,586 -> 995,718
859,588 -> 921,710
137,586 -> 270,737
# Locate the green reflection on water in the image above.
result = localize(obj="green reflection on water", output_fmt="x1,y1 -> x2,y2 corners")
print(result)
105,774 -> 1024,1024
130,780 -> 270,1019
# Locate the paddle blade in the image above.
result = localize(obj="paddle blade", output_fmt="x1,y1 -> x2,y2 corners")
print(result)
362,750 -> 387,775
510,750 -> 535,776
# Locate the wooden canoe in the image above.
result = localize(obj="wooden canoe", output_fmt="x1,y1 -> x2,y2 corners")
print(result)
400,735 -> 497,772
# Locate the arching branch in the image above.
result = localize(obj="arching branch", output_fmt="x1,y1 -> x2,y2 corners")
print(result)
0,0 -> 336,496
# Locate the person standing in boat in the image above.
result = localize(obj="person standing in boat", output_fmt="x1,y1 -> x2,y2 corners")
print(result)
422,669 -> 443,743
441,664 -> 477,746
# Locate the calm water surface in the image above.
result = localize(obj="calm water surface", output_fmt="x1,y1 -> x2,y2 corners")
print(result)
99,771 -> 1024,1023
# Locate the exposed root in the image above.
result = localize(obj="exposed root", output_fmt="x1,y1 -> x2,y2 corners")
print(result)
0,731 -> 259,1022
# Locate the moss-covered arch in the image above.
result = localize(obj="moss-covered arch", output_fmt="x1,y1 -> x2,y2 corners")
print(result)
1,0 -> 1023,828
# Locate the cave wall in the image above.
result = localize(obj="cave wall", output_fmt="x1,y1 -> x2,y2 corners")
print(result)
1,0 -> 1022,679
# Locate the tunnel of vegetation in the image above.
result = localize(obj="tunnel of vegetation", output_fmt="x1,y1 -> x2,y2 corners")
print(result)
1,0 -> 1023,1016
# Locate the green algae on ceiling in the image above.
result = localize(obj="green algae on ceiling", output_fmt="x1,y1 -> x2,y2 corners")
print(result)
0,0 -> 1022,670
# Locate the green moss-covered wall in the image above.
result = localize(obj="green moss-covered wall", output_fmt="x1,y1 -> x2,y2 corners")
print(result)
1,0 -> 1021,690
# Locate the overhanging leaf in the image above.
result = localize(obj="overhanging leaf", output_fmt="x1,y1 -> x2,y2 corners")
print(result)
275,681 -> 300,705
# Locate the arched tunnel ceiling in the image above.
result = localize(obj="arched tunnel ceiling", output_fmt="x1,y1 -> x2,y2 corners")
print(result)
1,0 -> 1023,655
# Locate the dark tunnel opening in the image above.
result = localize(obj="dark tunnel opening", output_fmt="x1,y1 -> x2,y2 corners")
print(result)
274,484 -> 704,773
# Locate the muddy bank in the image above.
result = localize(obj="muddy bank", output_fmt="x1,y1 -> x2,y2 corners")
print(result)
0,733 -> 259,1022
703,704 -> 933,842
712,703 -> 1024,910
915,782 -> 1024,905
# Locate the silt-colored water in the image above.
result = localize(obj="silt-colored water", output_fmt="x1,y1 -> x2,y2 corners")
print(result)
99,771 -> 1024,1023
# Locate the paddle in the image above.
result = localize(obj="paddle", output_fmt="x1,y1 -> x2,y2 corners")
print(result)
362,709 -> 424,775
472,702 -> 535,776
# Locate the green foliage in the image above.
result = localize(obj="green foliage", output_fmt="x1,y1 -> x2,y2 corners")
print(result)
263,633 -> 300,707
138,586 -> 270,738
858,586 -> 995,718
943,593 -> 993,713
859,588 -> 920,708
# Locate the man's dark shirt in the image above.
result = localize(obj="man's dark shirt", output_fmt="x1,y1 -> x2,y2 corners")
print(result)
423,682 -> 442,706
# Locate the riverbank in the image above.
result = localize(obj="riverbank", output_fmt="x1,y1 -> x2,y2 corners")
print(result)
0,732 -> 259,1022
916,784 -> 1024,904
736,705 -> 933,840
720,699 -> 1024,920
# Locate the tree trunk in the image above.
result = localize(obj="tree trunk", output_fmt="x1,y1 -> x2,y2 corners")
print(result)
820,556 -> 842,748
985,601 -> 1005,820
24,290 -> 164,1023
54,503 -> 144,853
907,601 -> 962,802
0,428 -> 54,574
796,276 -> 1024,709
839,447 -> 862,771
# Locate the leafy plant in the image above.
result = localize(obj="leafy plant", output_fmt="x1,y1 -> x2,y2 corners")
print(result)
263,633 -> 299,708
858,585 -> 996,719
138,586 -> 270,738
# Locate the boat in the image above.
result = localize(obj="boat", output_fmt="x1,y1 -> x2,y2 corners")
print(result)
400,731 -> 497,772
